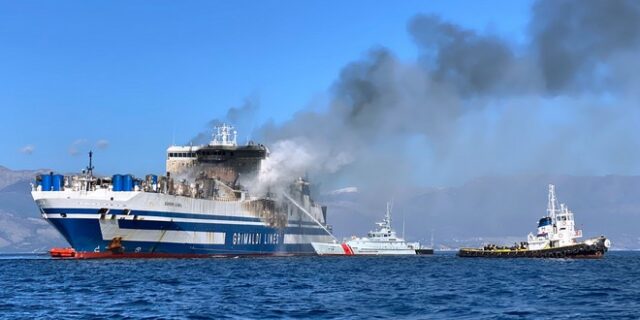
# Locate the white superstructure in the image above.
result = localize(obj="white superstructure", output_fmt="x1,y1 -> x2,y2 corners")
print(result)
526,184 -> 583,250
311,203 -> 418,255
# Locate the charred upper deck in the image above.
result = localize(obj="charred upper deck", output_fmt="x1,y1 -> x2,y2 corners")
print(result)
166,124 -> 267,188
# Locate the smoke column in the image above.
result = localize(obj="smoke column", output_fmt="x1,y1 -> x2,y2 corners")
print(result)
200,0 -> 640,198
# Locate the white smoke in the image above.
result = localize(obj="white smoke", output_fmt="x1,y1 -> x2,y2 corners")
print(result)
250,138 -> 354,195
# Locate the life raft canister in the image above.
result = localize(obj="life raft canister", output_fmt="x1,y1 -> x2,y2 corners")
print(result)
49,247 -> 76,258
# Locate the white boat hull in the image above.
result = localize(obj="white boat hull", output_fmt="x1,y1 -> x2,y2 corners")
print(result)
311,242 -> 350,255
311,241 -> 417,256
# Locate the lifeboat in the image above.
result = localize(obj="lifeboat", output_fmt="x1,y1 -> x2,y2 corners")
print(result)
49,247 -> 76,258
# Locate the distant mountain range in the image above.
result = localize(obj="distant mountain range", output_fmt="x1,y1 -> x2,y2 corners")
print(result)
0,166 -> 638,252
0,166 -> 66,252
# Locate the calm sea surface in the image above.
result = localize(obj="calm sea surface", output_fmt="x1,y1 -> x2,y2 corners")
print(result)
0,251 -> 638,319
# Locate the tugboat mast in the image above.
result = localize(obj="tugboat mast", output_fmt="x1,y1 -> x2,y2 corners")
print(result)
547,184 -> 558,221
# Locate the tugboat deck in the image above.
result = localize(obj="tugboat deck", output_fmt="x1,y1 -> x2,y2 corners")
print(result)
459,236 -> 608,258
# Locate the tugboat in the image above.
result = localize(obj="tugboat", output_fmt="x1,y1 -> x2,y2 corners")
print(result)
311,203 -> 433,255
458,184 -> 610,258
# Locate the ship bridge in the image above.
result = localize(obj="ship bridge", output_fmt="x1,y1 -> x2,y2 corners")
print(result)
166,124 -> 267,188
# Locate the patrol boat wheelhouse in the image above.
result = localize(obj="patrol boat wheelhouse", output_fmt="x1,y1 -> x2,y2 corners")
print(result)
458,184 -> 610,258
32,124 -> 334,258
311,203 -> 420,255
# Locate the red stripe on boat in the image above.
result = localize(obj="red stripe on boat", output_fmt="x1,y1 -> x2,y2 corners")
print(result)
49,247 -> 76,258
341,243 -> 354,255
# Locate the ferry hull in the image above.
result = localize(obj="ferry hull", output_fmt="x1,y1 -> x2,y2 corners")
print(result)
458,236 -> 609,259
44,215 -> 321,257
65,251 -> 313,259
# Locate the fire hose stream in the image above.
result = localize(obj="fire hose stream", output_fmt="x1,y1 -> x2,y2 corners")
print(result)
283,193 -> 337,242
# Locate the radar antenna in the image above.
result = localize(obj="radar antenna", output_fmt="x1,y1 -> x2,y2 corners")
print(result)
210,123 -> 238,147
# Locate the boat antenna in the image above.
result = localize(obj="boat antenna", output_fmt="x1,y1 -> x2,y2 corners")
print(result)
385,201 -> 393,229
547,184 -> 558,221
87,151 -> 94,178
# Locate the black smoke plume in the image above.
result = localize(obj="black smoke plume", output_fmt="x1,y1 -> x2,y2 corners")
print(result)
203,0 -> 640,203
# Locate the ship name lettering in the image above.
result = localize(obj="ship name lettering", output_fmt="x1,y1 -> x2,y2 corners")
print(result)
232,233 -> 279,245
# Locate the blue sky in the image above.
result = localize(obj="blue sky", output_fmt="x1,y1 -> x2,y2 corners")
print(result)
0,0 -> 532,175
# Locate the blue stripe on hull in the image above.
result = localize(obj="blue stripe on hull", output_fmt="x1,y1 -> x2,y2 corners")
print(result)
47,217 -> 320,255
48,217 -> 104,250
43,207 -> 319,227
117,219 -> 329,235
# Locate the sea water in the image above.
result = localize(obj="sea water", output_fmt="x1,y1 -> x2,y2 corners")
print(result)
0,251 -> 638,319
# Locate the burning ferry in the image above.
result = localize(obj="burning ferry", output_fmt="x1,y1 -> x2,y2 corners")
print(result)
458,184 -> 610,258
32,124 -> 334,258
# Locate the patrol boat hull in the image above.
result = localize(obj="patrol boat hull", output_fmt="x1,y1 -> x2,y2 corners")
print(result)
311,242 -> 417,256
458,236 -> 609,259
310,202 -> 424,256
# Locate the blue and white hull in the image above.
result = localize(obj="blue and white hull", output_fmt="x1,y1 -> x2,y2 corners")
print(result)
33,189 -> 333,258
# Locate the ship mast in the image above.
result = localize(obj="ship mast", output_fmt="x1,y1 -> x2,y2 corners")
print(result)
81,150 -> 95,191
385,201 -> 393,230
87,151 -> 94,179
547,184 -> 558,221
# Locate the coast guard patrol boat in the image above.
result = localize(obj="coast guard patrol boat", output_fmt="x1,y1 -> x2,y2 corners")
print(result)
32,124 -> 334,258
311,203 -> 421,255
